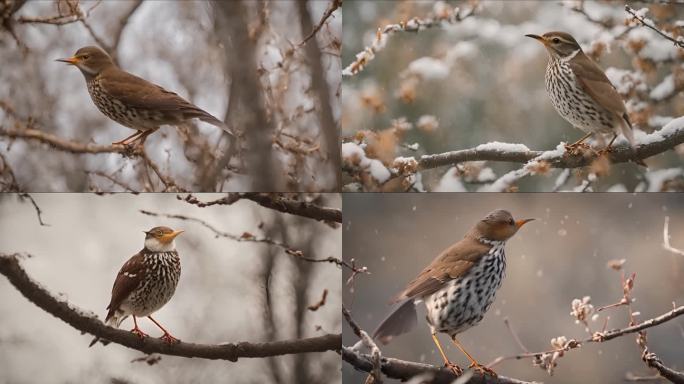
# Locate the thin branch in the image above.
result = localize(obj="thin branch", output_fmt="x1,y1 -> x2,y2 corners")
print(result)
488,305 -> 684,368
0,253 -> 340,360
110,0 -> 143,52
663,216 -> 684,256
643,352 -> 684,384
343,306 -> 383,383
625,5 -> 684,49
342,2 -> 477,76
18,193 -> 49,226
0,126 -> 186,191
179,193 -> 342,224
298,0 -> 341,47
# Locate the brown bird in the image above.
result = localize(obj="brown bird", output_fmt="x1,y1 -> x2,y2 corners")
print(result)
372,210 -> 534,376
526,32 -> 636,151
57,46 -> 233,146
91,226 -> 184,346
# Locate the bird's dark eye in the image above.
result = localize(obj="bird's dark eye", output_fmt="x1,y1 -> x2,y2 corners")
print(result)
552,38 -> 560,44
509,218 -> 515,226
82,54 -> 90,60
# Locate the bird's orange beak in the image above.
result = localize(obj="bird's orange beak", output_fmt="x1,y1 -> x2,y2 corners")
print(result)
515,218 -> 535,229
56,56 -> 79,65
525,34 -> 548,46
160,230 -> 184,243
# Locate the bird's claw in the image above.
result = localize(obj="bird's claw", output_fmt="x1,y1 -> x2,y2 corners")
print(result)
564,142 -> 590,156
468,362 -> 498,377
444,362 -> 464,376
131,328 -> 149,339
160,333 -> 180,344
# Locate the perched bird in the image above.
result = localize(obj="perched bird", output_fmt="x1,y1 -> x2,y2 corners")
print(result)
526,32 -> 636,151
57,46 -> 233,146
372,210 -> 534,376
91,226 -> 184,346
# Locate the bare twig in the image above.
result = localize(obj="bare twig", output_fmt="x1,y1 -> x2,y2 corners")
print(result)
343,306 -> 383,383
0,253 -> 341,360
298,0 -> 341,47
625,5 -> 684,49
18,193 -> 49,226
663,217 -> 684,256
179,193 -> 342,224
307,289 -> 328,311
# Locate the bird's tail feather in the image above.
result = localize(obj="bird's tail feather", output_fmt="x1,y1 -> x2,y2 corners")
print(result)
195,110 -> 235,137
89,311 -> 126,347
372,299 -> 418,345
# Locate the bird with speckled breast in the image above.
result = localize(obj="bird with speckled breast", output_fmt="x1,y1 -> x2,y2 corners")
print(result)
90,226 -> 184,346
57,46 -> 233,146
372,210 -> 534,377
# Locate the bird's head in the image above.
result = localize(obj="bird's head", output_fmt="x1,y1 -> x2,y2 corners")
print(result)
56,46 -> 114,77
471,209 -> 534,242
144,226 -> 184,252
526,31 -> 582,60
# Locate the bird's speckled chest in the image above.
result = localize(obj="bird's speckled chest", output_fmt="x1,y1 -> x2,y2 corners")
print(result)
86,76 -> 161,131
124,251 -> 181,316
425,241 -> 506,337
545,58 -> 616,134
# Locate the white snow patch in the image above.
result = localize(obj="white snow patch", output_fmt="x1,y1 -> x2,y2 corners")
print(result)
341,142 -> 391,183
648,115 -> 674,128
604,67 -> 646,94
434,167 -> 467,192
650,73 -> 675,101
406,57 -> 450,80
475,141 -> 530,152
606,184 -> 628,192
636,116 -> 684,146
644,168 -> 683,192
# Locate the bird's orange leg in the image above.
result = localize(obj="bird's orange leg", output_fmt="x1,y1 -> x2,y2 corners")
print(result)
113,131 -> 144,146
431,333 -> 463,376
130,316 -> 149,339
148,315 -> 179,343
599,133 -> 617,155
137,128 -> 159,145
451,337 -> 497,377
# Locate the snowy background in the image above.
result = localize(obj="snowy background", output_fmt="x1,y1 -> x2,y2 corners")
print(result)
0,193 -> 341,384
343,193 -> 684,383
342,1 -> 684,192
0,0 -> 341,192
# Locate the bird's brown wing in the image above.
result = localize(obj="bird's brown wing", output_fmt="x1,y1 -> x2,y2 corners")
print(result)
98,68 -> 230,132
105,251 -> 146,322
569,54 -> 627,114
390,237 -> 492,303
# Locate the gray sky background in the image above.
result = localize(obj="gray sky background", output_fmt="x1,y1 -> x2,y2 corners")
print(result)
343,193 -> 684,383
0,193 -> 341,384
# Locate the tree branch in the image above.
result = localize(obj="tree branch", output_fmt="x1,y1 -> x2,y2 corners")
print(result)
18,193 -> 49,226
298,0 -> 341,47
297,0 -> 342,189
0,253 -> 340,360
625,5 -> 684,49
179,193 -> 342,224
416,122 -> 684,172
342,347 -> 536,384
643,352 -> 684,384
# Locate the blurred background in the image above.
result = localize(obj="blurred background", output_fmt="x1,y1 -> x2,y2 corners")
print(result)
342,0 -> 684,191
343,193 -> 684,383
0,0 -> 341,192
0,193 -> 341,384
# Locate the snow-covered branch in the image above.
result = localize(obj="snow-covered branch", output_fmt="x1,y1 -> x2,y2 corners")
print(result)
342,2 -> 476,76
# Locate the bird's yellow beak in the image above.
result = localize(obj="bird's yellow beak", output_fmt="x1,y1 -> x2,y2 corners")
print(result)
160,230 -> 184,243
56,56 -> 79,65
515,218 -> 535,229
525,34 -> 548,46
